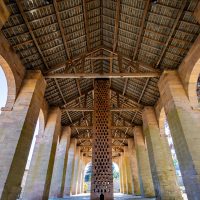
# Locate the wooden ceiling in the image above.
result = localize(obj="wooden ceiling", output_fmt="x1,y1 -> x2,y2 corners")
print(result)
1,0 -> 200,151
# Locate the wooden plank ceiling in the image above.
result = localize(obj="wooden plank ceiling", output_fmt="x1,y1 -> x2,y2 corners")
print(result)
1,0 -> 200,151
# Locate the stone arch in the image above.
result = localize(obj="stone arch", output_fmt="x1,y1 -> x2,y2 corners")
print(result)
0,55 -> 16,110
187,59 -> 200,109
178,35 -> 200,109
0,34 -> 25,110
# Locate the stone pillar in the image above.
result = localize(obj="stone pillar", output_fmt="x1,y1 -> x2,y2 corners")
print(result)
121,154 -> 128,194
49,126 -> 71,198
71,147 -> 81,195
128,139 -> 141,195
134,126 -> 155,198
91,79 -> 113,200
81,164 -> 85,193
0,71 -> 46,200
142,106 -> 182,199
119,156 -> 124,193
22,107 -> 61,200
76,153 -> 84,194
158,70 -> 200,200
0,1 -> 10,29
63,138 -> 77,197
124,147 -> 134,194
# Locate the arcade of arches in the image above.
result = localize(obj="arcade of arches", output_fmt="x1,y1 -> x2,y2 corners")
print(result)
1,1 -> 200,200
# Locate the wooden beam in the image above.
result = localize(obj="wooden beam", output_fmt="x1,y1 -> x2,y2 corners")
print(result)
111,88 -> 144,109
62,107 -> 141,112
102,47 -> 161,73
44,47 -> 102,74
122,0 -> 150,97
46,72 -> 161,79
113,0 -> 121,52
133,0 -> 151,60
78,145 -> 127,148
53,0 -> 71,59
155,0 -> 187,67
82,0 -> 91,51
16,0 -> 49,69
77,137 -> 131,140
71,126 -> 134,130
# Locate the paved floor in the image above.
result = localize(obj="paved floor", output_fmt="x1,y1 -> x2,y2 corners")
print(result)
49,193 -> 155,200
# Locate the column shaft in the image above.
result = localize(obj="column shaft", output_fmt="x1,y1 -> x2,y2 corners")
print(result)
71,147 -> 81,195
76,153 -> 84,194
158,71 -> 200,200
91,80 -> 113,200
0,71 -> 46,200
22,107 -> 61,200
134,126 -> 155,198
119,157 -> 124,193
49,126 -> 71,198
128,139 -> 141,195
124,147 -> 134,194
122,155 -> 128,194
63,138 -> 77,196
143,106 -> 182,199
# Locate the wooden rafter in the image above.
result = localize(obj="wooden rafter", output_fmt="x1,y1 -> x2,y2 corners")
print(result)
53,0 -> 71,59
155,0 -> 187,67
82,0 -> 91,51
16,0 -> 70,111
16,0 -> 49,70
110,0 -> 121,86
122,0 -> 151,97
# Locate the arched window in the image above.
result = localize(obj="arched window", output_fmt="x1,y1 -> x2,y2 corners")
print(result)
0,66 -> 8,114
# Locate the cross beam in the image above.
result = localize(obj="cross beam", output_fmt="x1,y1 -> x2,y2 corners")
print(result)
77,137 -> 131,140
71,126 -> 134,130
63,107 -> 141,112
46,72 -> 161,79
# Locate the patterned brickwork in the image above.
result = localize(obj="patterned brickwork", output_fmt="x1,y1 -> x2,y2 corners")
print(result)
91,79 -> 113,200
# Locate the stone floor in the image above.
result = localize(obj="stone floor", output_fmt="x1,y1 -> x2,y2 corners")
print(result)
49,193 -> 155,200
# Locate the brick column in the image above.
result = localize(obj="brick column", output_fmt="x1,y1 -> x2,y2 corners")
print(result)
128,139 -> 141,195
22,107 -> 61,200
91,79 -> 113,200
124,147 -> 134,194
0,1 -> 10,29
49,126 -> 71,198
0,71 -> 46,200
142,106 -> 182,199
158,70 -> 200,200
71,147 -> 81,195
134,126 -> 155,198
63,138 -> 77,197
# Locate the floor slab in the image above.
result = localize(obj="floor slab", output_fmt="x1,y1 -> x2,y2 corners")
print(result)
49,193 -> 155,200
